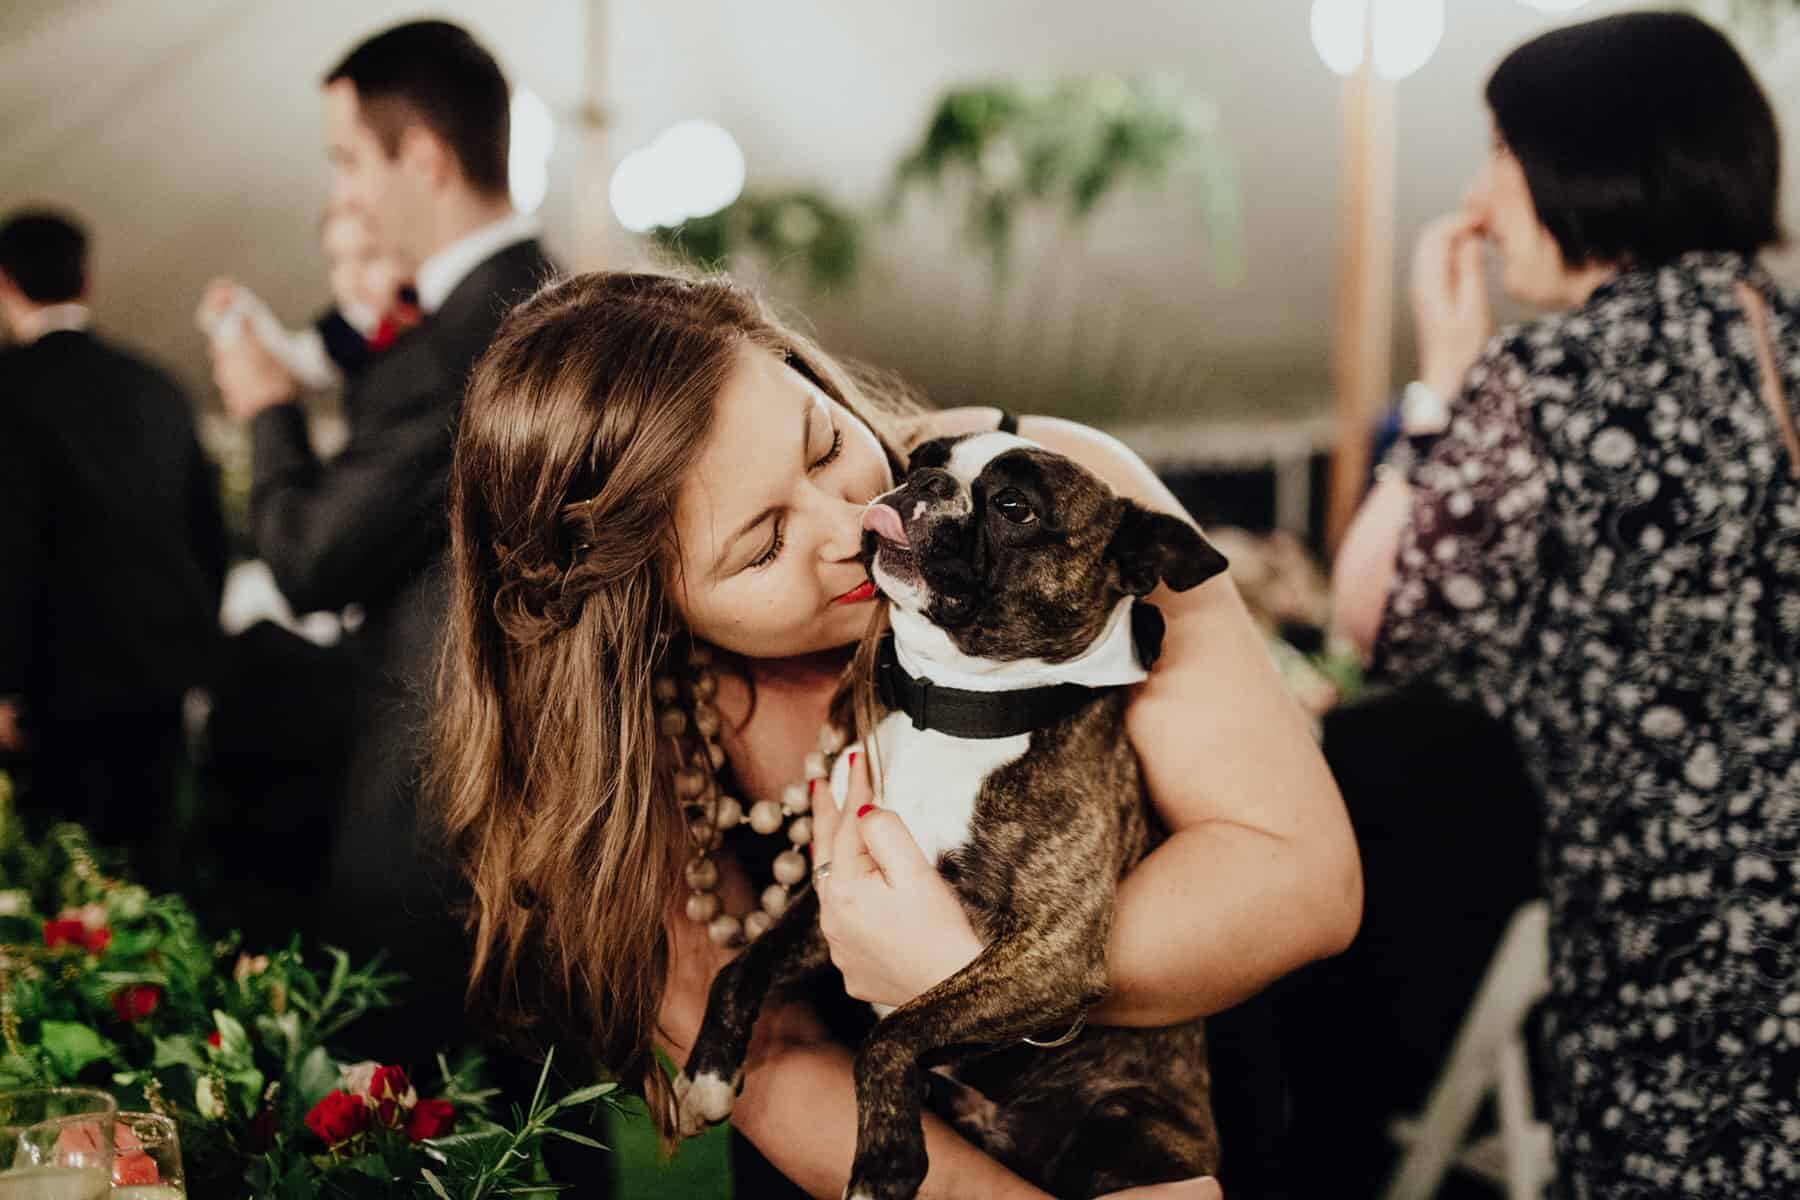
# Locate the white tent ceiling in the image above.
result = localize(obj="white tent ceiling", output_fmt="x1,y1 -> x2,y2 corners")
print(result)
6,0 -> 1800,426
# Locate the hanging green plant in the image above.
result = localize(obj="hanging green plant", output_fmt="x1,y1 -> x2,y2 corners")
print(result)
889,74 -> 1240,277
1693,0 -> 1800,38
652,189 -> 863,292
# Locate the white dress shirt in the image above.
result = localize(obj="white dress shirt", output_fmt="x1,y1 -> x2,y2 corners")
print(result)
413,210 -> 539,314
17,302 -> 92,343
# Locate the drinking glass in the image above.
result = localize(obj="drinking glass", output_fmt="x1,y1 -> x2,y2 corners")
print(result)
0,1086 -> 116,1200
110,1112 -> 183,1199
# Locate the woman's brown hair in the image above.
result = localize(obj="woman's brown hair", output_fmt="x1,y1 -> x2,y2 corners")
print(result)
430,271 -> 921,1137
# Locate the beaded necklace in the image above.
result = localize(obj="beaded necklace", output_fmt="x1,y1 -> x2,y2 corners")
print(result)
654,642 -> 848,947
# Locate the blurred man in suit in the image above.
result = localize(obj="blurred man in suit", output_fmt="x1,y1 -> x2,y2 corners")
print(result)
210,20 -> 555,1070
0,210 -> 228,881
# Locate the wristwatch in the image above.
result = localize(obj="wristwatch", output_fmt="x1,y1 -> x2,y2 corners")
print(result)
1401,380 -> 1451,436
1376,382 -> 1451,483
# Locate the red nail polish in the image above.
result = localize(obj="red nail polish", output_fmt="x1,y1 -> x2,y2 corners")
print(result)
857,804 -> 874,819
848,750 -> 859,768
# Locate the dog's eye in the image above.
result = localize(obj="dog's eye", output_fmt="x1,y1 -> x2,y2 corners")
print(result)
993,488 -> 1036,524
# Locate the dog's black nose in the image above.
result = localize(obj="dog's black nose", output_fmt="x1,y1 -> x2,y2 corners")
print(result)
909,467 -> 958,502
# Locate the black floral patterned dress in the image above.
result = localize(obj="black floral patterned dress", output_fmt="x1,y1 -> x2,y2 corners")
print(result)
1375,252 -> 1800,1199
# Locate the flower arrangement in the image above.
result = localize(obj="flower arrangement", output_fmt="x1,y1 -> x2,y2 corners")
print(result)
0,773 -> 620,1198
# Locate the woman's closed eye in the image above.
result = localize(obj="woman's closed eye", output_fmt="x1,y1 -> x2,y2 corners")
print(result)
745,425 -> 844,570
748,522 -> 786,570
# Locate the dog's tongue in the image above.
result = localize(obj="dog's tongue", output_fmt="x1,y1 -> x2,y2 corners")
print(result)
860,503 -> 909,546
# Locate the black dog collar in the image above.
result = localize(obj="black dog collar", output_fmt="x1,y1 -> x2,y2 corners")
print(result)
874,602 -> 1166,740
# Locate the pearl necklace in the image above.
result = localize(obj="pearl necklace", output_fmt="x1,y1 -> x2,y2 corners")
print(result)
655,642 -> 848,948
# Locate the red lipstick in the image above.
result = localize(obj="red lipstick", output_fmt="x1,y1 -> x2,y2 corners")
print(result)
833,579 -> 877,605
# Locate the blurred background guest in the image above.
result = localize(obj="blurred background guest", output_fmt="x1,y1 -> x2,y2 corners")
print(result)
198,204 -> 421,393
1336,12 -> 1800,1197
206,18 -> 558,1073
0,208 -> 227,888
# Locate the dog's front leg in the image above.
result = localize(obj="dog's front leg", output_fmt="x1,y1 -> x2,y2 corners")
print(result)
674,886 -> 828,1137
845,923 -> 1105,1200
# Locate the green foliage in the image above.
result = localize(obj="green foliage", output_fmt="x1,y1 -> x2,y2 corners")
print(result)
0,778 -> 624,1198
410,1057 -> 619,1200
1688,0 -> 1800,42
891,75 -> 1240,277
653,189 -> 863,292
649,74 -> 1239,294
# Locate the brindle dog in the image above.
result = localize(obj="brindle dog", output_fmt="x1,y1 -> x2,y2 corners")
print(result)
674,432 -> 1226,1199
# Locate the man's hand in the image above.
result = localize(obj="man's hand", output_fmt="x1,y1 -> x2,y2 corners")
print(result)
0,699 -> 26,753
212,325 -> 298,422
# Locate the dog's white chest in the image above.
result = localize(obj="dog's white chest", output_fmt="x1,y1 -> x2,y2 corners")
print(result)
831,717 -> 1030,864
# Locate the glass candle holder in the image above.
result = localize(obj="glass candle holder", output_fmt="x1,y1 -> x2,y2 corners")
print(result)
111,1111 -> 184,1199
0,1086 -> 117,1200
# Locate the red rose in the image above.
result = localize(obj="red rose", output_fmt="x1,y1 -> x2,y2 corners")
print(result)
367,1064 -> 413,1127
405,1097 -> 455,1143
43,918 -> 112,953
206,1030 -> 222,1048
304,1089 -> 370,1147
110,984 -> 161,1022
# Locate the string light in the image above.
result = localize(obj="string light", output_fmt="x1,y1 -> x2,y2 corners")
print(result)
509,87 -> 555,215
610,120 -> 747,234
1310,0 -> 1446,81
1312,0 -> 1595,81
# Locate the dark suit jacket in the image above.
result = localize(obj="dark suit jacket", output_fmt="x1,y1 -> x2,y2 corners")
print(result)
0,329 -> 227,723
246,238 -> 554,1043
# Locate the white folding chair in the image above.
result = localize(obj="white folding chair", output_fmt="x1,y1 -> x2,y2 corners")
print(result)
1382,899 -> 1555,1200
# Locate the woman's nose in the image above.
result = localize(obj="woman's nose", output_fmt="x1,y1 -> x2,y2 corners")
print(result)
818,492 -> 870,562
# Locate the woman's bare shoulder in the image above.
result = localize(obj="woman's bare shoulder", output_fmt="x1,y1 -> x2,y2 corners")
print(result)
918,406 -> 1007,441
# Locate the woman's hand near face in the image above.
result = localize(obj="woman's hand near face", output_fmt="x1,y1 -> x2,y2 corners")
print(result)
810,752 -> 985,1008
1412,212 -> 1494,400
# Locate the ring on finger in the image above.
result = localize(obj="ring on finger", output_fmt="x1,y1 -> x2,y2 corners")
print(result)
812,860 -> 834,883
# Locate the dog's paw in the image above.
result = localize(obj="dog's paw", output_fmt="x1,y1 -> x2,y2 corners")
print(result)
842,1175 -> 921,1200
672,1068 -> 739,1137
843,1146 -> 929,1200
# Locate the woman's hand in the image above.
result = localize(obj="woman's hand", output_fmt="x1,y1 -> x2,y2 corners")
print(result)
809,751 -> 984,1008
1412,212 -> 1493,401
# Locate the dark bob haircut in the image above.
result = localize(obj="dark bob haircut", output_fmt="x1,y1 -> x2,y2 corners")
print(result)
0,209 -> 88,304
326,20 -> 510,198
1487,11 -> 1781,268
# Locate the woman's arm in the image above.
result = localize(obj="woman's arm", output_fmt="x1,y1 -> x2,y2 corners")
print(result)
1332,470 -> 1411,656
1019,415 -> 1362,1025
1336,212 -> 1495,656
655,906 -> 1056,1200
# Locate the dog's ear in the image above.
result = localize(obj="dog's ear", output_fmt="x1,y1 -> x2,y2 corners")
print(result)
1107,503 -> 1229,596
905,436 -> 957,472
